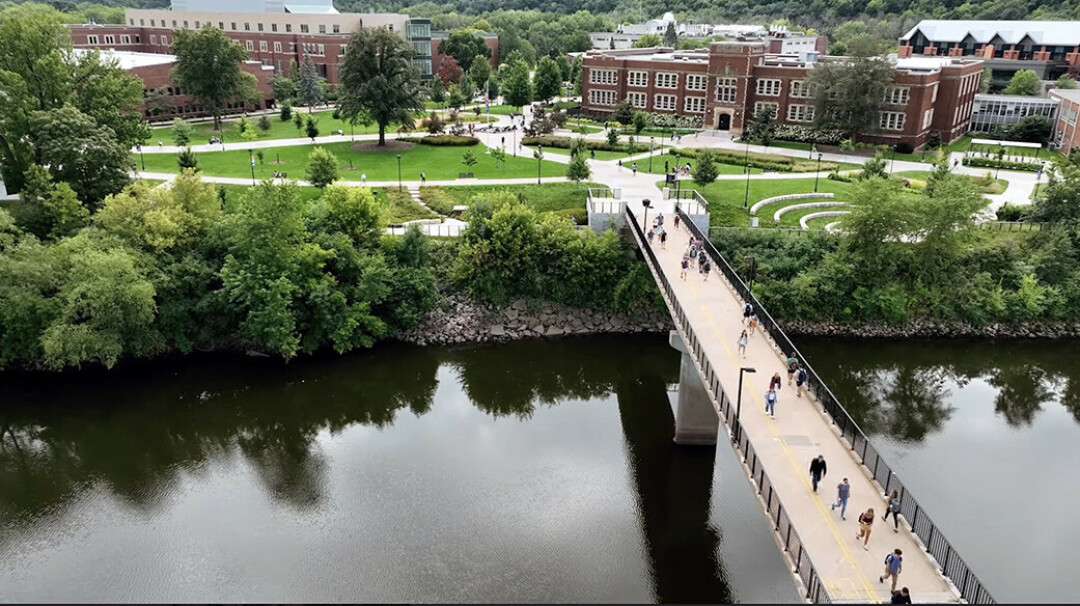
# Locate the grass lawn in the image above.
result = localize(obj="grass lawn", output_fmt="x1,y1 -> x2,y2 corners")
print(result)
145,109 -> 393,145
486,104 -> 520,115
640,153 -> 764,175
665,177 -> 855,227
895,170 -> 1009,194
762,135 -> 1067,165
214,183 -> 437,224
523,145 -> 631,162
420,182 -> 600,220
802,215 -> 841,230
137,141 -> 567,181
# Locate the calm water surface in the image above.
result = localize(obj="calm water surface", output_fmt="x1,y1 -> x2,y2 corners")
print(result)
0,335 -> 801,603
799,337 -> 1080,603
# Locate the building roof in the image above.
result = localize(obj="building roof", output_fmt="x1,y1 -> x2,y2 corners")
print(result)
74,48 -> 176,69
974,92 -> 1060,104
901,20 -> 1080,47
1049,88 -> 1080,103
284,2 -> 339,13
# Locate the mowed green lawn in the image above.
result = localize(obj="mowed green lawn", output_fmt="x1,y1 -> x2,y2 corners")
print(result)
137,142 -> 567,181
661,177 -> 854,227
421,182 -> 601,213
144,109 -> 391,145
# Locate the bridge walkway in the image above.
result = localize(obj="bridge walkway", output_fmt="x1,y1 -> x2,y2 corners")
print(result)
626,207 -> 961,604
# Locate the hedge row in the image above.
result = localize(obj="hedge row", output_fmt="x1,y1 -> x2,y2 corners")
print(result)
400,135 -> 480,146
521,135 -> 627,153
669,147 -> 838,173
962,157 -> 1042,172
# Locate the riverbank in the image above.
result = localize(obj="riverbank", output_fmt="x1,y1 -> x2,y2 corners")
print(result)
780,318 -> 1080,339
395,294 -> 672,347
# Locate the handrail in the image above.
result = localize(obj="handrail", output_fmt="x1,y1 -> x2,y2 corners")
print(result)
676,206 -> 997,604
625,204 -> 831,604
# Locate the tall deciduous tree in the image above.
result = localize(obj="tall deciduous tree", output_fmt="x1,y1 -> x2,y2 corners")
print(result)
502,60 -> 533,109
469,55 -> 493,93
533,56 -> 562,102
441,29 -> 491,74
663,21 -> 678,48
1004,69 -> 1041,95
306,147 -> 339,188
171,26 -> 257,129
809,51 -> 894,138
566,153 -> 591,185
436,55 -> 464,85
297,54 -> 325,111
339,27 -> 425,146
30,106 -> 131,206
632,33 -> 662,48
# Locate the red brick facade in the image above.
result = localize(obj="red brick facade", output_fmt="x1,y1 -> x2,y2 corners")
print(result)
431,34 -> 499,73
581,43 -> 984,148
128,58 -> 276,123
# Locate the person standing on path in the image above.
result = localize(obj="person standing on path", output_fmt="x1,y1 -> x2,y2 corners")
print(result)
831,478 -> 850,520
890,588 -> 912,604
880,549 -> 903,591
809,454 -> 827,492
632,162 -> 638,175
786,354 -> 799,385
856,508 -> 875,550
673,214 -> 680,230
420,171 -> 426,184
680,255 -> 689,280
700,258 -> 711,281
361,173 -> 367,184
748,313 -> 759,335
883,490 -> 902,532
737,330 -> 748,358
764,386 -> 778,418
769,372 -> 782,393
742,302 -> 754,326
660,229 -> 668,249
647,229 -> 655,245
795,366 -> 808,398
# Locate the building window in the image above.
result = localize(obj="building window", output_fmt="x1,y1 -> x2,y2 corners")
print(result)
270,23 -> 277,32
628,92 -> 646,108
333,24 -> 341,34
161,36 -> 168,45
922,108 -> 934,129
628,71 -> 648,87
754,101 -> 779,116
194,21 -> 200,28
183,21 -> 189,29
684,96 -> 706,113
588,89 -> 616,106
787,104 -> 815,122
339,44 -> 347,56
121,35 -> 131,44
716,78 -> 737,103
172,20 -> 177,27
231,22 -> 237,30
686,74 -> 707,91
244,23 -> 250,31
790,80 -> 814,98
884,86 -> 910,105
258,23 -> 264,32
140,19 -> 144,26
246,40 -> 254,52
260,41 -> 268,52
219,22 -> 224,30
87,35 -> 99,45
104,35 -> 115,45
656,72 -> 678,88
289,43 -> 297,53
151,19 -> 156,26
150,35 -> 158,45
756,79 -> 781,96
654,94 -> 677,111
301,24 -> 309,33
274,41 -> 282,53
589,69 -> 617,85
286,24 -> 292,33
319,24 -> 327,34
1062,106 -> 1078,125
134,35 -> 140,43
880,111 -> 906,131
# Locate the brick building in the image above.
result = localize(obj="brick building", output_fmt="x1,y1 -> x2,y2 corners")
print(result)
580,43 -> 984,148
1049,88 -> 1080,154
431,30 -> 500,73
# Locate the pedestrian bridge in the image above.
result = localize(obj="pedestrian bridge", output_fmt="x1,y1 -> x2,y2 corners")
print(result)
621,200 -> 995,604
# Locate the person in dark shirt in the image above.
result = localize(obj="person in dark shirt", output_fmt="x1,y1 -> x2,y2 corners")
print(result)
890,587 -> 911,604
809,455 -> 827,492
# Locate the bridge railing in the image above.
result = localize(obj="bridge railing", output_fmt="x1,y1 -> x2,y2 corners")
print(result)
625,205 -> 830,604
676,207 -> 996,604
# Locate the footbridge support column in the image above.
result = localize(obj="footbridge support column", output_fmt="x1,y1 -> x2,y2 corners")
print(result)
669,330 -> 719,445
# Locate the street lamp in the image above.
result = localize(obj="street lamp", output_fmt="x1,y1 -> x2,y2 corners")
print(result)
642,198 -> 652,230
813,152 -> 823,193
248,148 -> 255,185
743,162 -> 751,209
746,255 -> 757,294
396,154 -> 402,192
535,144 -> 543,184
513,125 -> 518,157
135,143 -> 145,171
649,136 -> 655,173
734,366 -> 757,443
889,146 -> 897,176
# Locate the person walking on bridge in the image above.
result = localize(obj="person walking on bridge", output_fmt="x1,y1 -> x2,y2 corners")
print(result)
769,372 -> 782,393
786,354 -> 799,385
831,477 -> 850,520
809,454 -> 827,493
764,385 -> 778,418
856,508 -> 875,550
737,330 -> 748,358
880,548 -> 903,592
795,366 -> 808,398
883,490 -> 902,532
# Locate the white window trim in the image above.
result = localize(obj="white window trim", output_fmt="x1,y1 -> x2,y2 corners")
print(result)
656,72 -> 678,89
684,96 -> 706,113
686,74 -> 707,91
628,71 -> 648,87
881,111 -> 906,131
716,78 -> 737,104
654,93 -> 677,111
756,78 -> 781,96
754,101 -> 779,116
786,104 -> 815,122
628,92 -> 647,108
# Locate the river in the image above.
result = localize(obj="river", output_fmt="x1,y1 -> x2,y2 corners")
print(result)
799,337 -> 1080,603
0,335 -> 801,603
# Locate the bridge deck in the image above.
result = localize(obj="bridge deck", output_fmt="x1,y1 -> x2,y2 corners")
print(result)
629,209 -> 960,604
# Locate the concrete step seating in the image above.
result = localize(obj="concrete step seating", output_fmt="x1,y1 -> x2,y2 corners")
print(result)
772,201 -> 847,224
824,220 -> 844,232
800,210 -> 850,230
749,192 -> 834,216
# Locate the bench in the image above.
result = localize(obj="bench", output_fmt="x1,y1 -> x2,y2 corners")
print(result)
773,201 -> 847,223
458,172 -> 474,179
750,192 -> 834,216
800,210 -> 850,230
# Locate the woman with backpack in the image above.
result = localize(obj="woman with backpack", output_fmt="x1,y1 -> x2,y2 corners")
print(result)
883,490 -> 902,532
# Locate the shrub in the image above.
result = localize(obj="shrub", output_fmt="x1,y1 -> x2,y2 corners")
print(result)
962,157 -> 1042,172
399,135 -> 479,146
773,125 -> 846,145
893,142 -> 914,154
996,203 -> 1029,222
544,207 -> 588,225
280,104 -> 293,122
419,187 -> 459,215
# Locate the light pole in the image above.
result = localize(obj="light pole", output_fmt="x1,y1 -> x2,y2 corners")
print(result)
396,154 -> 402,192
734,366 -> 757,443
813,152 -> 823,193
747,255 -> 756,294
649,136 -> 655,173
743,162 -> 751,209
535,144 -> 543,184
513,125 -> 518,157
1033,166 -> 1044,199
889,146 -> 897,176
248,148 -> 255,185
135,143 -> 145,171
642,198 -> 651,230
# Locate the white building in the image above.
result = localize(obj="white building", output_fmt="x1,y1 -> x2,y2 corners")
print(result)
171,0 -> 338,13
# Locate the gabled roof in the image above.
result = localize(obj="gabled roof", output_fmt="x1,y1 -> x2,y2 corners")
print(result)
901,20 -> 1080,47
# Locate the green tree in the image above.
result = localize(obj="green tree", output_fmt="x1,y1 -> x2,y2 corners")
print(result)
809,50 -> 894,137
461,149 -> 479,172
429,77 -> 446,104
632,111 -> 649,134
533,56 -> 562,102
271,74 -> 297,103
612,98 -> 635,125
1032,162 -> 1080,224
692,150 -> 719,185
566,152 -> 591,185
240,116 -> 259,143
1007,115 -> 1053,143
979,67 -> 993,93
1004,69 -> 1041,96
297,54 -> 325,110
306,147 -> 339,188
1056,75 -> 1079,90
293,110 -> 304,134
447,82 -> 469,109
490,147 -> 507,172
632,33 -> 662,48
172,118 -> 194,147
178,147 -> 199,171
10,164 -> 88,240
663,21 -> 677,48
171,26 -> 257,129
305,116 -> 320,140
468,55 -> 493,93
442,29 -> 492,73
502,60 -> 533,109
859,150 -> 889,180
571,56 -> 583,95
258,114 -> 272,132
606,128 -> 619,146
746,104 -> 777,145
340,26 -> 425,146
280,103 -> 293,122
94,175 -> 216,253
30,106 -> 131,207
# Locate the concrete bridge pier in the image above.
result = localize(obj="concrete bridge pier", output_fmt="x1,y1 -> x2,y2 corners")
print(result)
669,331 -> 719,445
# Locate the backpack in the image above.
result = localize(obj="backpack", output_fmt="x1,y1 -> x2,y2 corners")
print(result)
744,303 -> 753,314
797,368 -> 807,382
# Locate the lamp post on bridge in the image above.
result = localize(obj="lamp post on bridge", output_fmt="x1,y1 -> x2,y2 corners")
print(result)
135,143 -> 145,171
535,145 -> 543,185
248,148 -> 255,186
642,198 -> 652,231
396,154 -> 403,192
747,255 -> 756,295
734,366 -> 757,444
